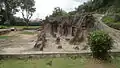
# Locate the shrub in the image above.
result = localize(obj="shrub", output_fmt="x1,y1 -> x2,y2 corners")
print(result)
88,31 -> 113,60
102,16 -> 115,23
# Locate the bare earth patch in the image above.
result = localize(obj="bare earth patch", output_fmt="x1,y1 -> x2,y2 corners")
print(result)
0,30 -> 89,54
0,29 -> 120,54
0,30 -> 37,53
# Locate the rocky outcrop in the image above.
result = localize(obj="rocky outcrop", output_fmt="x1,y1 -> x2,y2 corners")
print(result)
34,13 -> 96,50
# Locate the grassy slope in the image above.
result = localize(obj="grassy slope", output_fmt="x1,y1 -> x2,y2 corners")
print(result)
0,58 -> 86,68
102,15 -> 120,30
0,57 -> 120,68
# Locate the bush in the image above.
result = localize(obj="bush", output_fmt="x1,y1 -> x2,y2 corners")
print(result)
102,16 -> 115,23
88,31 -> 113,60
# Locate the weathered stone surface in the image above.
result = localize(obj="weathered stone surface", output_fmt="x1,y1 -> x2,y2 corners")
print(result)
34,13 -> 98,50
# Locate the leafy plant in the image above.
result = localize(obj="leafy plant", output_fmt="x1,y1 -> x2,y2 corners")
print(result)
0,26 -> 8,29
88,30 -> 113,60
102,16 -> 115,23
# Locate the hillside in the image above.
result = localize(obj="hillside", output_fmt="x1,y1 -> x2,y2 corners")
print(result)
70,0 -> 120,14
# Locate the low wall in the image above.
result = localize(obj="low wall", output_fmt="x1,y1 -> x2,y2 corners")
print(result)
0,51 -> 120,59
0,52 -> 91,59
0,29 -> 11,35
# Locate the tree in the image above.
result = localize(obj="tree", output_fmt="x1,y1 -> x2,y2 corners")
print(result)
0,8 -> 6,25
19,0 -> 36,26
76,0 -> 93,13
0,0 -> 36,26
75,0 -> 116,13
51,7 -> 68,17
0,0 -> 20,25
68,11 -> 76,15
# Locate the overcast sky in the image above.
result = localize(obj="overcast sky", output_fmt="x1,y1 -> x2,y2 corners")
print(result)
15,0 -> 88,20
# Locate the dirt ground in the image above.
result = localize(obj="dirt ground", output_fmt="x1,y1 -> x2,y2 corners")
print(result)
0,30 -> 89,53
0,29 -> 120,54
0,30 -> 37,53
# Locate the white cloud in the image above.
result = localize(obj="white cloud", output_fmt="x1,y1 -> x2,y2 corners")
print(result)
15,0 -> 88,20
73,0 -> 88,2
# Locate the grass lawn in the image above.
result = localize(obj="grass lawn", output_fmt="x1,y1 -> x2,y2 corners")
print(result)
21,31 -> 35,35
0,56 -> 119,68
0,26 -> 40,29
13,26 -> 40,29
0,36 -> 11,39
0,57 -> 86,68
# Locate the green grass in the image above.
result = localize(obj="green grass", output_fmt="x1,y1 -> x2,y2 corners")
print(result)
102,16 -> 115,23
13,26 -> 40,29
0,36 -> 11,39
102,15 -> 120,30
0,26 -> 8,29
0,57 -> 86,68
21,31 -> 35,35
112,57 -> 120,68
0,56 -> 120,68
0,26 -> 40,29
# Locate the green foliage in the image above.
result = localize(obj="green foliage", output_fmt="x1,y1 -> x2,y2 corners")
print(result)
68,11 -> 76,15
51,7 -> 69,17
102,16 -> 115,23
102,14 -> 120,30
0,36 -> 10,39
21,31 -> 34,35
0,26 -> 8,29
76,0 -> 93,13
76,0 -> 105,13
0,0 -> 36,26
88,31 -> 113,60
0,0 -> 21,23
75,0 -> 120,14
19,0 -> 36,26
103,14 -> 120,23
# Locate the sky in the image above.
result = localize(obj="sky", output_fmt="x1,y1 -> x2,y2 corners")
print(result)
15,0 -> 88,20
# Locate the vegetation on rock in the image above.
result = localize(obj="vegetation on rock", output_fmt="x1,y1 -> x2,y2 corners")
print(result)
102,14 -> 120,30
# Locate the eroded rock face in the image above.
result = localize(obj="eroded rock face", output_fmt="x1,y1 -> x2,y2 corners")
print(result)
34,31 -> 47,51
56,37 -> 60,44
34,13 -> 96,50
57,45 -> 62,49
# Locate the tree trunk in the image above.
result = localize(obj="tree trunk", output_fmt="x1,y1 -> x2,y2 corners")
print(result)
26,20 -> 29,28
4,0 -> 10,23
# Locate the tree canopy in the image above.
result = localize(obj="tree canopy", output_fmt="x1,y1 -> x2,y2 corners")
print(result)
50,7 -> 69,17
19,0 -> 36,26
74,0 -> 120,13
